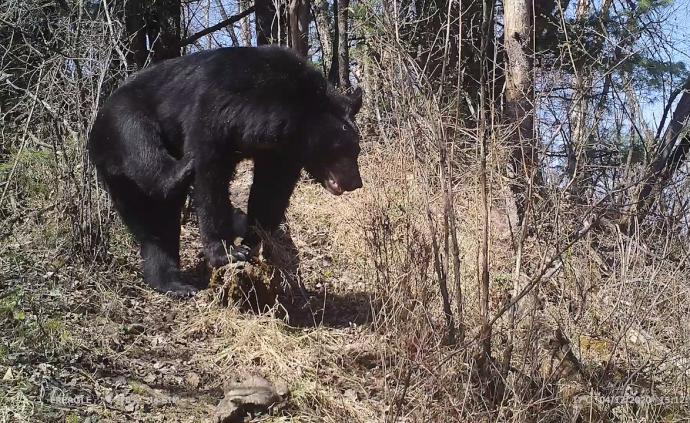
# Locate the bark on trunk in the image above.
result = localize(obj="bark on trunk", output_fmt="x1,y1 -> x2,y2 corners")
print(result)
336,0 -> 350,88
256,0 -> 281,45
327,0 -> 339,84
503,0 -> 540,372
124,0 -> 148,69
240,0 -> 253,45
314,0 -> 333,64
566,0 -> 593,202
504,0 -> 540,222
289,0 -> 310,56
215,0 -> 241,46
124,0 -> 181,69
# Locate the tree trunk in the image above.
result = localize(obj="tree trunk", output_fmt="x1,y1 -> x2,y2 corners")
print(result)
566,0 -> 593,202
150,0 -> 181,62
215,0 -> 241,46
124,0 -> 181,69
327,0 -> 339,84
336,0 -> 350,87
124,0 -> 148,69
256,0 -> 277,44
504,0 -> 540,222
289,0 -> 310,56
314,0 -> 333,67
240,0 -> 253,45
503,0 -> 540,371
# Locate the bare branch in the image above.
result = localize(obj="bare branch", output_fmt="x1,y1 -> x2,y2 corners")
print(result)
179,7 -> 255,47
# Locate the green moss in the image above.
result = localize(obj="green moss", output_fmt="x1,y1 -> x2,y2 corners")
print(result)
0,291 -> 23,323
44,319 -> 72,346
1,148 -> 55,201
128,381 -> 151,396
493,273 -> 511,285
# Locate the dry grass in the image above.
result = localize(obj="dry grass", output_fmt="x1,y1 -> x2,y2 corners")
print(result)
3,1 -> 690,420
1,37 -> 689,420
2,131 -> 690,422
1,56 -> 689,418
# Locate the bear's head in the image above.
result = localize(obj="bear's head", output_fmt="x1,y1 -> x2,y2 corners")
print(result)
304,87 -> 363,195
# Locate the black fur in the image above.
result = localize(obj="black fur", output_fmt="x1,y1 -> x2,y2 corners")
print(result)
88,46 -> 363,295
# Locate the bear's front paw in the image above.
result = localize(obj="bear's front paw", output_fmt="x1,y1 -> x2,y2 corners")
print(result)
161,281 -> 200,298
233,244 -> 253,260
208,244 -> 253,268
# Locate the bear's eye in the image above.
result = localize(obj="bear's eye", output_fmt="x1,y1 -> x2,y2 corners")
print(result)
342,124 -> 348,131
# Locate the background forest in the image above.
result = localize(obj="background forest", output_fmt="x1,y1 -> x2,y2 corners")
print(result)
2,0 -> 690,421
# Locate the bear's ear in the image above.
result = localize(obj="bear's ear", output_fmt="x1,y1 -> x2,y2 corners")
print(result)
347,86 -> 363,117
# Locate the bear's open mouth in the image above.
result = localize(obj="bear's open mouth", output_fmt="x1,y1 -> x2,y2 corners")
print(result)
324,173 -> 343,196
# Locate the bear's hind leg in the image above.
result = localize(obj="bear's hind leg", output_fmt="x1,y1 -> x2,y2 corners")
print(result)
109,181 -> 197,296
140,233 -> 197,296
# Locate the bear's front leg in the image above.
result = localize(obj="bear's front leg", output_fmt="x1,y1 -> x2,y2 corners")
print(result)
193,156 -> 249,267
244,154 -> 302,252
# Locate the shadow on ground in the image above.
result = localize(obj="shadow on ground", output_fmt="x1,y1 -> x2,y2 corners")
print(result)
179,224 -> 375,329
263,227 -> 375,329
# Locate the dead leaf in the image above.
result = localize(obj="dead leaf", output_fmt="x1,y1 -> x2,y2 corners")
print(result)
144,373 -> 157,384
344,388 -> 358,401
185,372 -> 201,389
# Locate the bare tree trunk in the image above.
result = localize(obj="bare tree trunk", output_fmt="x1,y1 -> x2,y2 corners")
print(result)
566,0 -> 593,202
626,77 -> 690,231
314,0 -> 333,64
289,0 -> 310,56
149,0 -> 181,62
256,0 -> 277,44
336,0 -> 350,87
503,0 -> 540,378
504,0 -> 539,223
124,0 -> 181,69
240,0 -> 253,45
327,0 -> 339,84
215,0 -> 241,46
476,0 -> 494,367
124,0 -> 148,69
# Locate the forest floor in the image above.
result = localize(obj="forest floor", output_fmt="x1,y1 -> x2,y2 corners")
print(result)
3,147 -> 690,422
1,159 -> 387,422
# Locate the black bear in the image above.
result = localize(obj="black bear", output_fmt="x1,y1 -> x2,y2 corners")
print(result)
88,46 -> 363,296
